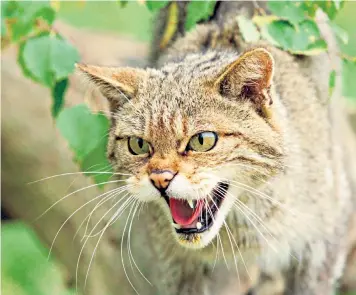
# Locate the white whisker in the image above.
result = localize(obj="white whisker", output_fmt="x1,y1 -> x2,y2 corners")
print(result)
48,185 -> 129,259
28,171 -> 131,185
36,179 -> 127,221
84,197 -> 136,289
75,193 -> 133,292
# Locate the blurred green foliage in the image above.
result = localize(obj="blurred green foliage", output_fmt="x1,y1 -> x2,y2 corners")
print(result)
58,1 -> 153,42
1,222 -> 77,295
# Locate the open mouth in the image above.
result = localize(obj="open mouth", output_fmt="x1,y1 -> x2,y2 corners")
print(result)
162,183 -> 229,234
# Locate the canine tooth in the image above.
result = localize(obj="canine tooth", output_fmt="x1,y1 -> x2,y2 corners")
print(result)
187,199 -> 194,209
173,223 -> 181,229
196,222 -> 202,229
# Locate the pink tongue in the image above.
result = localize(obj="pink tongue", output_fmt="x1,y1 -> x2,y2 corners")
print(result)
169,199 -> 203,226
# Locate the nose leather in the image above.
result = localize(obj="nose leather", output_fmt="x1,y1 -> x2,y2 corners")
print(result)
149,170 -> 175,192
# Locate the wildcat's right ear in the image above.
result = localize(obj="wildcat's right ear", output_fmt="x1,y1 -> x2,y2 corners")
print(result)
75,63 -> 147,110
212,48 -> 274,117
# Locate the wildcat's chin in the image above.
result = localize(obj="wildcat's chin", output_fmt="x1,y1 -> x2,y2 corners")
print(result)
161,182 -> 233,249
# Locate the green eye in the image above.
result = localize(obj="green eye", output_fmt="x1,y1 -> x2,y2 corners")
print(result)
128,137 -> 150,155
187,132 -> 217,152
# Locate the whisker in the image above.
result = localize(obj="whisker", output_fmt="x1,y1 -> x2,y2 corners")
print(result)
75,193 -> 133,292
127,201 -> 152,285
207,191 -> 244,285
48,185 -> 129,259
36,179 -> 128,221
199,188 -> 229,270
83,191 -> 134,238
73,185 -> 132,242
217,187 -> 277,253
28,171 -> 131,185
84,197 -> 136,289
121,200 -> 141,295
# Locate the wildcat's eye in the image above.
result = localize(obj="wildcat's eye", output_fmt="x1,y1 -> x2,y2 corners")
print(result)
128,137 -> 150,155
187,132 -> 217,152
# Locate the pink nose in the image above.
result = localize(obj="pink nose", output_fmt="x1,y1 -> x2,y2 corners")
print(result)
149,170 -> 175,192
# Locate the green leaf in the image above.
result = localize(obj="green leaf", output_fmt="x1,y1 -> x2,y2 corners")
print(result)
267,1 -> 306,25
236,15 -> 260,43
318,0 -> 344,20
81,137 -> 113,186
266,20 -> 300,50
330,22 -> 349,44
51,78 -> 68,117
56,104 -> 112,184
342,59 -> 356,100
50,35 -> 80,81
146,1 -> 169,12
1,1 -> 10,36
293,39 -> 328,56
18,40 -> 43,83
4,1 -> 56,41
20,33 -> 79,87
185,0 -> 216,31
265,19 -> 327,55
329,70 -> 336,97
299,1 -> 318,18
2,222 -> 77,295
118,0 -> 128,8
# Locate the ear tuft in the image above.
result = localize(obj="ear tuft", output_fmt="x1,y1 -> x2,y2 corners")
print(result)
76,63 -> 147,110
213,48 -> 274,114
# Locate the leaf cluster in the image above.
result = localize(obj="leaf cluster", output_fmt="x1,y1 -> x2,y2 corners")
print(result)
2,1 -> 111,184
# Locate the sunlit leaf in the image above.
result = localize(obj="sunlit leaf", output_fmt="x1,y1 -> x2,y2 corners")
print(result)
237,15 -> 260,43
292,39 -> 328,56
146,1 -> 169,12
266,19 -> 327,54
20,33 -> 79,87
318,0 -> 345,20
252,15 -> 279,27
299,1 -> 318,18
260,25 -> 279,47
267,1 -> 306,25
185,0 -> 216,31
1,1 -> 11,36
56,104 -> 112,184
4,1 -> 56,41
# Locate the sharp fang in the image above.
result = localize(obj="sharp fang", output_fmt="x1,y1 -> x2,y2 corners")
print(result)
173,223 -> 181,229
187,199 -> 194,209
196,222 -> 202,230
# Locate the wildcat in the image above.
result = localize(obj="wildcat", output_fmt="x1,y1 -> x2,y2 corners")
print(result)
76,1 -> 356,294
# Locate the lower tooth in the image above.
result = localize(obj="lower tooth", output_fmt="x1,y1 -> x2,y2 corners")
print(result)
173,223 -> 181,229
196,222 -> 202,229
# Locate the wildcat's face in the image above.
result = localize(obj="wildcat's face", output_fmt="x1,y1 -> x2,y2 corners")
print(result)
77,49 -> 284,248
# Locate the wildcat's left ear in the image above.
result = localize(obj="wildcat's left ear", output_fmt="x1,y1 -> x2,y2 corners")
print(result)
75,63 -> 147,110
213,48 -> 274,115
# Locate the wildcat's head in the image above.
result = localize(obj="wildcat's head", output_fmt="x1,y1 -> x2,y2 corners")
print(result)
77,48 -> 284,249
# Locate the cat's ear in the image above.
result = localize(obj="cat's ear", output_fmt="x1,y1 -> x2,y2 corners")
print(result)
75,63 -> 147,110
213,48 -> 274,116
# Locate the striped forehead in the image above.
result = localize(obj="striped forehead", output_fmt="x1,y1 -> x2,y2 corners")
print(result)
159,51 -> 231,80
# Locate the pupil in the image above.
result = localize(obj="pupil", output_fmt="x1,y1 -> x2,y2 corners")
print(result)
138,138 -> 143,149
198,133 -> 204,145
